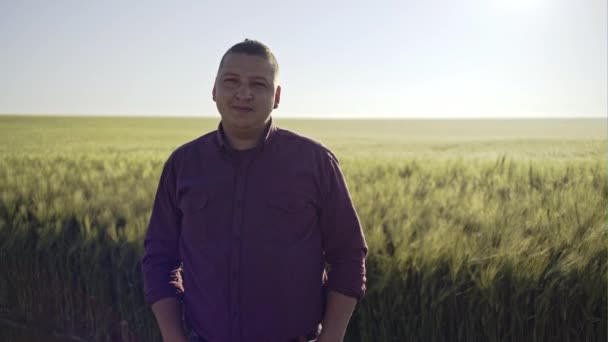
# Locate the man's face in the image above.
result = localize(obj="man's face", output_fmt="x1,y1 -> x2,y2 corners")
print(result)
213,53 -> 281,133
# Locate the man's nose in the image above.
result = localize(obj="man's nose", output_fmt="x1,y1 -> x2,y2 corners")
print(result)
235,84 -> 253,100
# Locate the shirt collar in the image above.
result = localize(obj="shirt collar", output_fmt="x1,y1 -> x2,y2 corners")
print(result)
216,116 -> 277,152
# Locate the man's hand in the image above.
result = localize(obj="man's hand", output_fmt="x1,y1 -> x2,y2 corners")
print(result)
316,331 -> 343,342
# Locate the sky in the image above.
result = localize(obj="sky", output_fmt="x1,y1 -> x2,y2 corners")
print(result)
0,0 -> 606,118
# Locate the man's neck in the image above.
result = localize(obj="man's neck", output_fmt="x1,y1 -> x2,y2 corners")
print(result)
222,121 -> 270,151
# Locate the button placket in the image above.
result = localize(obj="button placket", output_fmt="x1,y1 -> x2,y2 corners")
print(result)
230,164 -> 248,342
229,151 -> 258,342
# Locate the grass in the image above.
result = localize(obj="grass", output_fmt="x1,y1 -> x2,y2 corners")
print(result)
0,116 -> 606,341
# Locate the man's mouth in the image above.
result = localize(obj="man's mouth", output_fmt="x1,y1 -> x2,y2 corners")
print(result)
231,105 -> 253,112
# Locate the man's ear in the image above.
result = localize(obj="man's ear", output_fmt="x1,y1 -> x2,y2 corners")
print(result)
212,86 -> 216,102
273,85 -> 281,109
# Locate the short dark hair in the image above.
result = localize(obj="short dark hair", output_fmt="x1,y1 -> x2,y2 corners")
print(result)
218,39 -> 279,78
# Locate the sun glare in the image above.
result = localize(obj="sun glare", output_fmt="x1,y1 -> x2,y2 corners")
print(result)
491,0 -> 545,12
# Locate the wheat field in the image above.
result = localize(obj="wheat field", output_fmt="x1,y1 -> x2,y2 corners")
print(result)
0,116 -> 606,341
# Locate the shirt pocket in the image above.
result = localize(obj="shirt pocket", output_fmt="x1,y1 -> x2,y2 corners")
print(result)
180,196 -> 210,243
264,193 -> 317,246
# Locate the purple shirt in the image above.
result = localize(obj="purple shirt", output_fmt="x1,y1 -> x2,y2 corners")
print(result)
142,120 -> 367,342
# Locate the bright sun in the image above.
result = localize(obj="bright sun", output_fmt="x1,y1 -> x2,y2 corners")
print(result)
492,0 -> 544,12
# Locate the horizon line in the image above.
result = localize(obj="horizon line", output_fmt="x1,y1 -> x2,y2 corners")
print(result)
0,113 -> 605,120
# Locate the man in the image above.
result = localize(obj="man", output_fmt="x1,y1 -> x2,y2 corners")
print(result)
142,39 -> 367,342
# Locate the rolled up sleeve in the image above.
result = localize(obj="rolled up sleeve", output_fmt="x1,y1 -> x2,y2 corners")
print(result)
141,154 -> 183,305
319,152 -> 368,300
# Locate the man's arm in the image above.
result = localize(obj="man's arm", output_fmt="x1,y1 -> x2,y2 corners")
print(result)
318,151 -> 368,342
317,290 -> 358,342
151,297 -> 188,342
142,156 -> 186,341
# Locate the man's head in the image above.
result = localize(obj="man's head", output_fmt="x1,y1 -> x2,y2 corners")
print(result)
213,39 -> 281,135
217,39 -> 279,81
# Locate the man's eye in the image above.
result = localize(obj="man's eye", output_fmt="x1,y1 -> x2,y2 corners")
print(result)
252,82 -> 267,88
223,79 -> 238,86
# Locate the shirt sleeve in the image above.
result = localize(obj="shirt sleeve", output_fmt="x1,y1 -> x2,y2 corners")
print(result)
141,154 -> 183,305
319,151 -> 368,300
